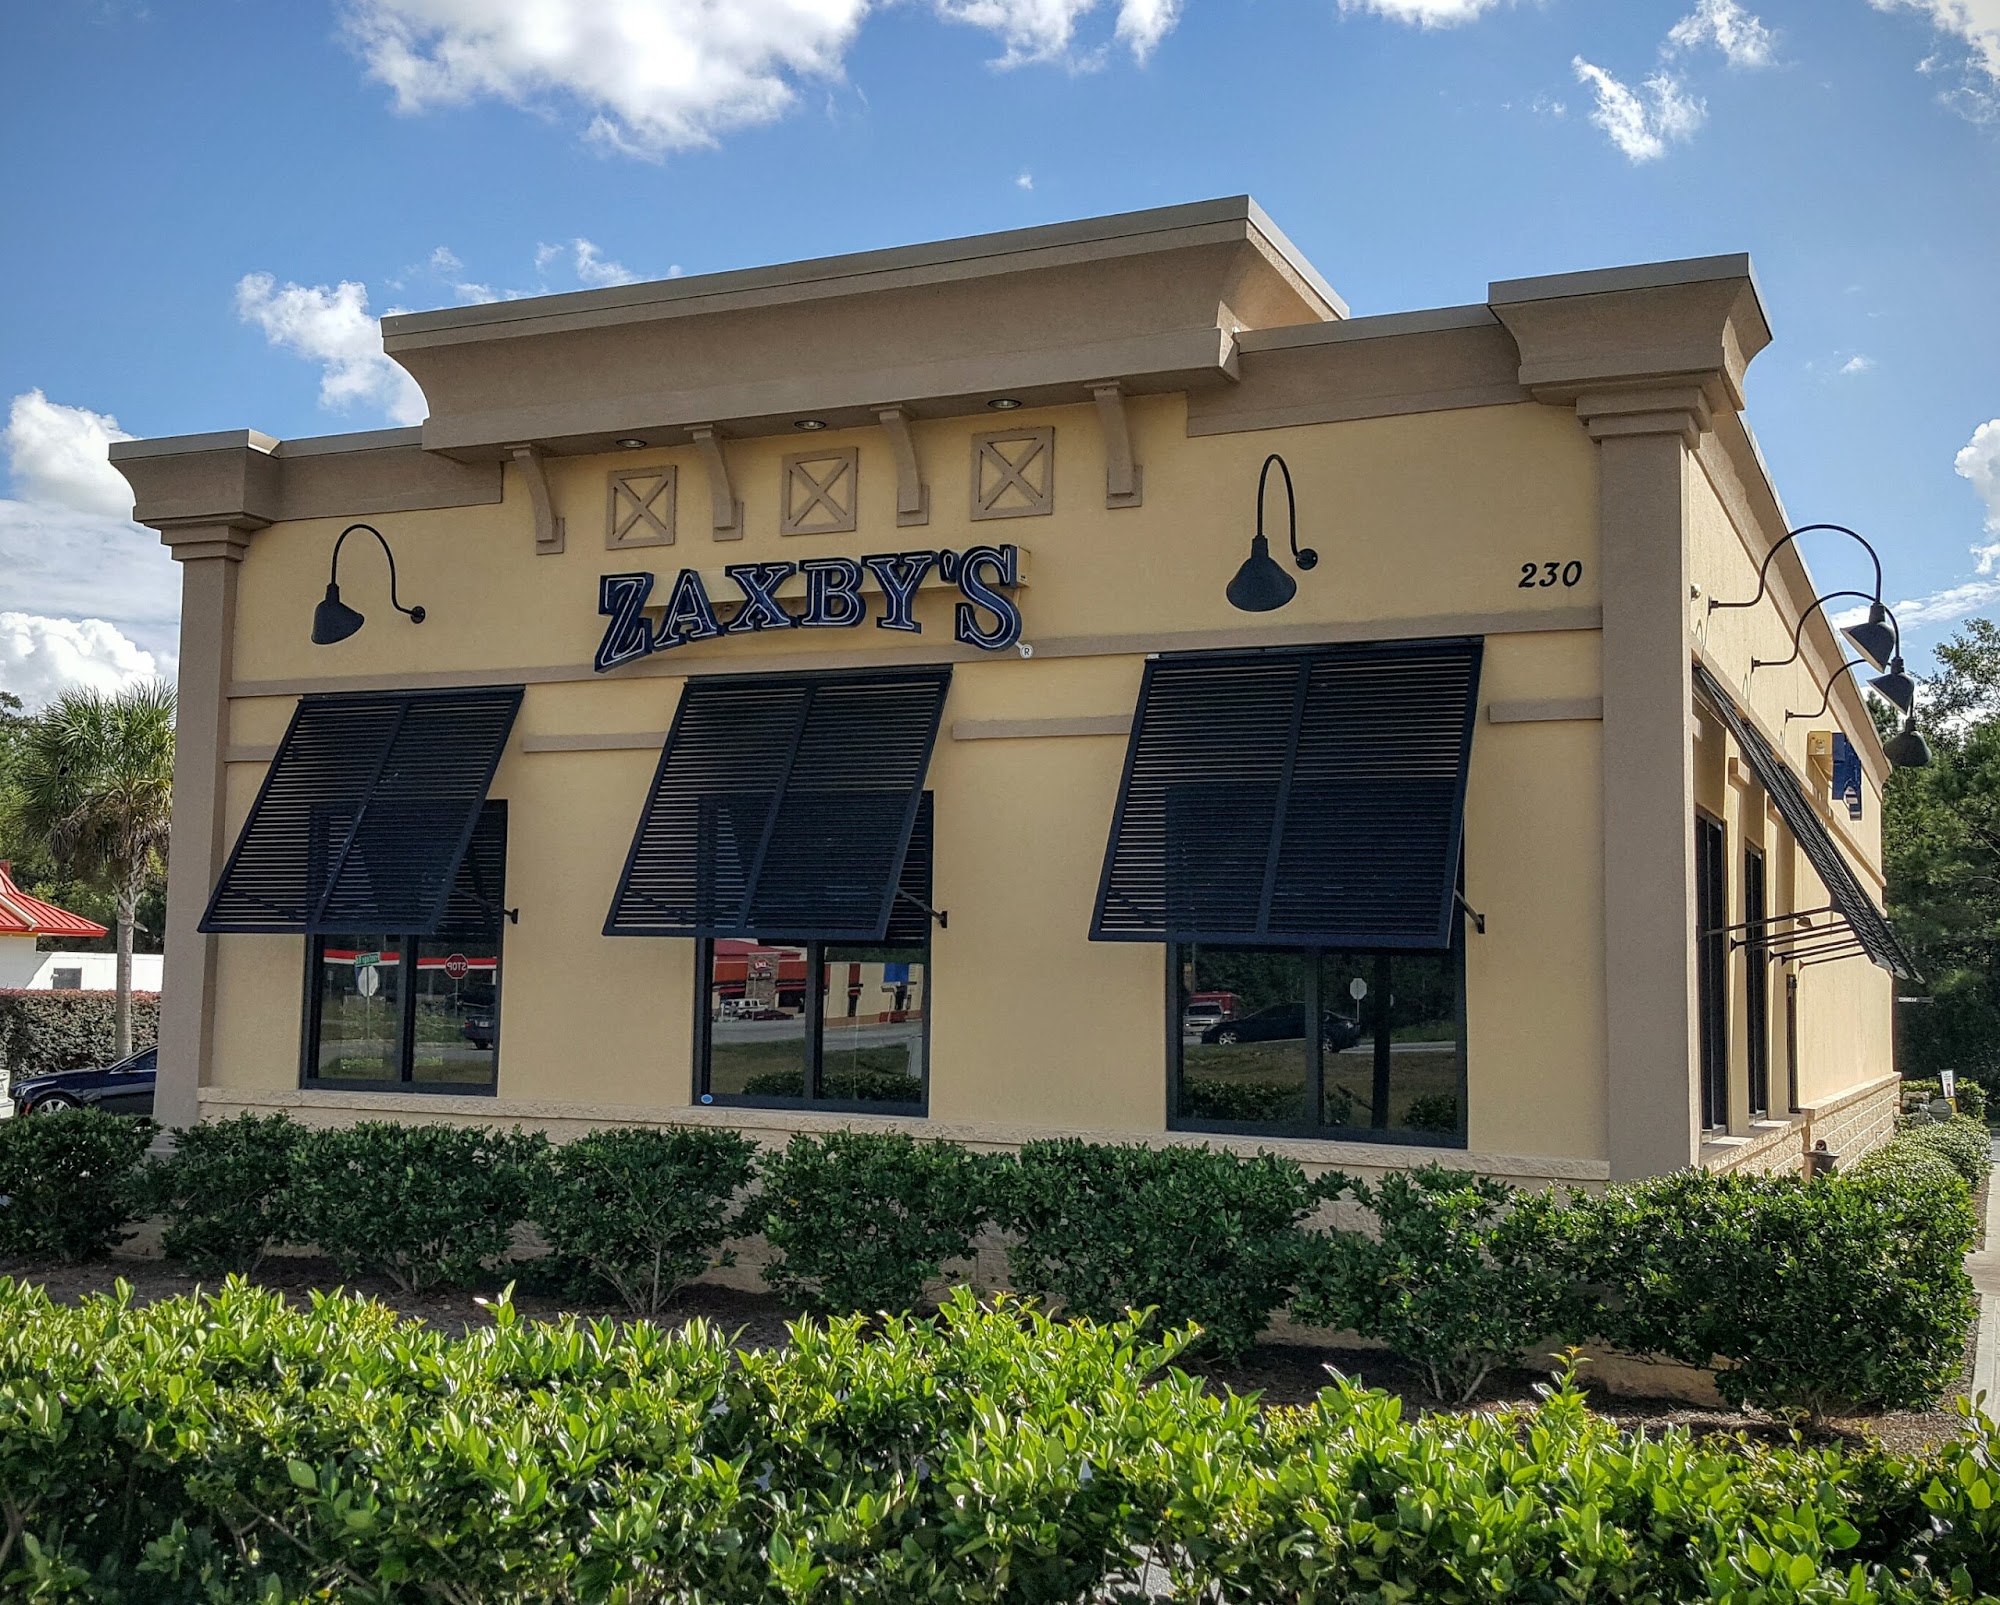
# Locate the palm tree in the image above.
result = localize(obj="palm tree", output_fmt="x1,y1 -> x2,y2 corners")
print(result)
16,682 -> 175,1059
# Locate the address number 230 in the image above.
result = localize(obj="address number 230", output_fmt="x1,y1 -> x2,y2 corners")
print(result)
1519,560 -> 1584,589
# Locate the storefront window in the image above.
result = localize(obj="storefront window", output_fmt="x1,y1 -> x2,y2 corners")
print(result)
1172,941 -> 1465,1143
698,938 -> 928,1109
300,805 -> 506,1095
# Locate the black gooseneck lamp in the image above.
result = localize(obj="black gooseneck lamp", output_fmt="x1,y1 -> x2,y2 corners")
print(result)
1752,590 -> 1903,676
1710,522 -> 1898,669
312,522 -> 426,645
1225,454 -> 1318,613
1784,654 -> 1930,769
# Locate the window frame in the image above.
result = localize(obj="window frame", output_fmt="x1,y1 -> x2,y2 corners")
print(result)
1694,809 -> 1730,1132
297,802 -> 507,1097
1743,842 -> 1770,1119
1164,938 -> 1469,1146
692,933 -> 931,1116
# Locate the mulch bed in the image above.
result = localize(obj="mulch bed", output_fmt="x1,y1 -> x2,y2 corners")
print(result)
0,1248 -> 1975,1455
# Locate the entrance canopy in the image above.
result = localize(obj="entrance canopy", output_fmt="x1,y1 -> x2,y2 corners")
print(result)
1092,639 -> 1482,950
605,666 -> 950,941
200,686 -> 522,935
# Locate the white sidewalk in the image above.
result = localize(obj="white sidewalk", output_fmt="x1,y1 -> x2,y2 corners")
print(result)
1970,1144 -> 2000,1418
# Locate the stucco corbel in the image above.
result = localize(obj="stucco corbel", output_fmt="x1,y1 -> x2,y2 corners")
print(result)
508,444 -> 566,555
875,407 -> 929,526
689,425 -> 744,540
1089,383 -> 1143,508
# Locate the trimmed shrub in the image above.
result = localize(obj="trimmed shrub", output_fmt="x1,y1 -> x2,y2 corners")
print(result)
0,1278 -> 1991,1603
1896,1115 -> 1991,1186
1566,1166 -> 1978,1419
747,1131 -> 993,1313
0,1105 -> 154,1262
528,1125 -> 758,1315
147,1112 -> 304,1274
1293,1166 -> 1577,1402
996,1139 -> 1321,1360
0,989 -> 159,1089
1175,1078 -> 1303,1122
286,1121 -> 546,1292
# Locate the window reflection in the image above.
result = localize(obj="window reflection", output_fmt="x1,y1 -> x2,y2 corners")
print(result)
707,941 -> 809,1097
408,939 -> 502,1085
1171,942 -> 1465,1143
312,937 -> 402,1083
820,945 -> 927,1102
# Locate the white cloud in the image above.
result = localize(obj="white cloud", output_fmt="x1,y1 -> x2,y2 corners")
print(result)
346,0 -> 868,155
571,238 -> 638,287
343,0 -> 1178,154
0,391 -> 180,694
234,273 -> 426,426
1573,57 -> 1706,160
1114,0 -> 1179,58
1958,420 -> 2000,578
1667,0 -> 1775,67
1870,1 -> 2000,85
1841,354 -> 1877,375
4,391 -> 134,520
1016,169 -> 1034,189
0,615 -> 161,712
933,0 -> 1176,65
1338,0 -> 1509,23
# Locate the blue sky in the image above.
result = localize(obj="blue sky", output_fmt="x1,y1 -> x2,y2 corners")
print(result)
2,0 -> 1996,705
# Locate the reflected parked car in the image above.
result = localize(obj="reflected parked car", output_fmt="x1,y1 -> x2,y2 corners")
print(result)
1181,1001 -> 1229,1037
462,1015 -> 496,1050
1201,1006 -> 1363,1052
10,1046 -> 157,1117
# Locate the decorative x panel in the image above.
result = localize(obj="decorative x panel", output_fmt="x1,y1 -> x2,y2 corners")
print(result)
782,448 -> 859,536
971,427 -> 1055,520
606,466 -> 676,549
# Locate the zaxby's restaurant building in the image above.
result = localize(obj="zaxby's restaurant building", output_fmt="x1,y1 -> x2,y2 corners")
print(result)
113,199 -> 1914,1187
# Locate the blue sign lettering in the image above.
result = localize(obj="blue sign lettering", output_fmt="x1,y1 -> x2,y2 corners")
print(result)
593,545 -> 1023,674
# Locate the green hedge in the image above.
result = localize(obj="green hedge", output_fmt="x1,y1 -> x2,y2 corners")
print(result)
43,1113 -> 1993,1421
995,1139 -> 1322,1360
0,989 -> 159,1089
0,1106 -> 156,1262
0,1280 -> 1994,1603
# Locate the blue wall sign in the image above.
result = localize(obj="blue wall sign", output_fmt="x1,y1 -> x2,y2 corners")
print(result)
1831,733 -> 1863,820
594,545 -> 1023,673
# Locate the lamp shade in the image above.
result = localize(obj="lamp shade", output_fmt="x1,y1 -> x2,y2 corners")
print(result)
1883,717 -> 1931,770
1840,604 -> 1897,672
1867,656 -> 1916,715
311,583 -> 364,645
1225,536 -> 1298,613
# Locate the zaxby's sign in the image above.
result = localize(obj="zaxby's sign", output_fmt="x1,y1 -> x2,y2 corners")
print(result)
594,544 -> 1022,674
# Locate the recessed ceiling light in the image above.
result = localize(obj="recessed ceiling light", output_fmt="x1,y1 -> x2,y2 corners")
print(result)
794,418 -> 828,431
987,397 -> 1023,410
615,438 -> 648,450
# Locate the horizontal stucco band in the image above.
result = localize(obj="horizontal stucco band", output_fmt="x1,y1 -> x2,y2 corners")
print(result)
194,1086 -> 1613,1184
225,604 -> 1602,700
1487,697 -> 1604,724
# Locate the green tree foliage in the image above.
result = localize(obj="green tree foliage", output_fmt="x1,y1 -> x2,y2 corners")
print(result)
0,1105 -> 155,1262
9,683 -> 175,1059
1883,618 -> 2000,1088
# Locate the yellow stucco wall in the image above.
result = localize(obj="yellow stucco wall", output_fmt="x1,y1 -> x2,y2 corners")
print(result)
1684,454 -> 1896,1122
207,395 -> 1621,1166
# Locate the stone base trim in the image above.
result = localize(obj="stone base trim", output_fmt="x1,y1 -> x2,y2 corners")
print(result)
1699,1073 -> 1900,1177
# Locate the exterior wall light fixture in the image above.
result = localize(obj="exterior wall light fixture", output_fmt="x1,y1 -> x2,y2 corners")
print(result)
1883,717 -> 1932,770
987,397 -> 1022,410
1752,591 -> 1904,676
311,522 -> 426,646
1784,652 -> 1915,727
1225,453 -> 1318,613
615,437 -> 648,450
1709,522 -> 1898,668
793,418 -> 828,431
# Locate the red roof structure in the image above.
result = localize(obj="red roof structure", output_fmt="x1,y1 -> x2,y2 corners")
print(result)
0,860 -> 108,939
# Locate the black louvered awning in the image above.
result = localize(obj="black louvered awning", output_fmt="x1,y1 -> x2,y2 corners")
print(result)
1092,639 -> 1482,949
200,686 -> 522,934
605,666 -> 950,940
1692,664 -> 1916,978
